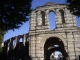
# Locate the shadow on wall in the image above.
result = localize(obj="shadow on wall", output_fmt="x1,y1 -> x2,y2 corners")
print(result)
0,42 -> 31,60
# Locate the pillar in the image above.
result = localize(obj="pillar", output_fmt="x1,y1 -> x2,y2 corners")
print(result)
64,8 -> 77,27
36,10 -> 42,26
55,8 -> 63,28
14,36 -> 19,48
30,10 -> 36,31
23,34 -> 27,46
45,9 -> 50,30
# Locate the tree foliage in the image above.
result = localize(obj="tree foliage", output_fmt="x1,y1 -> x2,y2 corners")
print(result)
0,30 -> 7,53
0,30 -> 6,47
67,0 -> 80,17
0,0 -> 32,30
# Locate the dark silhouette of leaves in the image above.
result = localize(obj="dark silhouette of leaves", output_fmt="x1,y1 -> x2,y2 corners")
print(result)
67,0 -> 80,17
0,0 -> 32,30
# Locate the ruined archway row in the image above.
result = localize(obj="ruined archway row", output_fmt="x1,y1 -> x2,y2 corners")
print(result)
31,7 -> 66,26
34,9 -> 65,25
2,33 -> 29,52
30,2 -> 77,31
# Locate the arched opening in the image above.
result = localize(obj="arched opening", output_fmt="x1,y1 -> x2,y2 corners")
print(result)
49,11 -> 56,30
59,10 -> 65,23
26,37 -> 29,42
41,11 -> 45,25
19,38 -> 23,42
44,37 -> 68,60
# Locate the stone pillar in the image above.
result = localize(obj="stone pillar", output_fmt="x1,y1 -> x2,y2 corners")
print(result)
55,8 -> 62,28
64,8 -> 77,27
72,15 -> 77,27
72,32 -> 80,59
36,10 -> 42,26
29,35 -> 44,60
14,36 -> 19,48
30,11 -> 36,31
35,35 -> 41,57
67,32 -> 76,60
45,10 -> 49,26
7,40 -> 10,52
45,9 -> 50,30
29,35 -> 36,58
23,34 -> 26,46
9,38 -> 13,50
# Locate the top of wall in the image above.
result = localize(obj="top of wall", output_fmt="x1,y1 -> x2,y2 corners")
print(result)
34,2 -> 67,10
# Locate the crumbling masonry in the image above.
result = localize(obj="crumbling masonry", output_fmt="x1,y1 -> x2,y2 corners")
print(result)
29,2 -> 80,60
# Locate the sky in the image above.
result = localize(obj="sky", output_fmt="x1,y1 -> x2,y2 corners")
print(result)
4,0 -> 80,41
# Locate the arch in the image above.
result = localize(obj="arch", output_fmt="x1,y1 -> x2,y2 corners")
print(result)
43,36 -> 68,60
59,9 -> 65,23
44,37 -> 65,49
39,34 -> 67,60
19,38 -> 23,42
40,34 -> 67,47
48,10 -> 56,30
48,10 -> 55,13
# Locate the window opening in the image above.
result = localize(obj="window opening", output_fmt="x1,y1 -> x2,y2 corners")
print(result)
59,10 -> 65,23
49,11 -> 56,30
19,38 -> 23,42
41,11 -> 45,25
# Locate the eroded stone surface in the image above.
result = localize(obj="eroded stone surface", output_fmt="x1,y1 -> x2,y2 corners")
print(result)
29,2 -> 80,60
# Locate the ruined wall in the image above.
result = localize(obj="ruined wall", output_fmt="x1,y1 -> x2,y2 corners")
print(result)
29,2 -> 80,60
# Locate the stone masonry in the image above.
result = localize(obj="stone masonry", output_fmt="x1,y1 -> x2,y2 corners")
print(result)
29,2 -> 80,60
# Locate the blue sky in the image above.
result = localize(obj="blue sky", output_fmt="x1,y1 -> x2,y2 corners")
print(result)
4,0 -> 80,41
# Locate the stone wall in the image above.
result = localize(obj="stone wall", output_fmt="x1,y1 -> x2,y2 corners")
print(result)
29,2 -> 80,60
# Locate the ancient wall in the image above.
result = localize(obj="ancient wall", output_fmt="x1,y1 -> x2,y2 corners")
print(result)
29,2 -> 80,60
